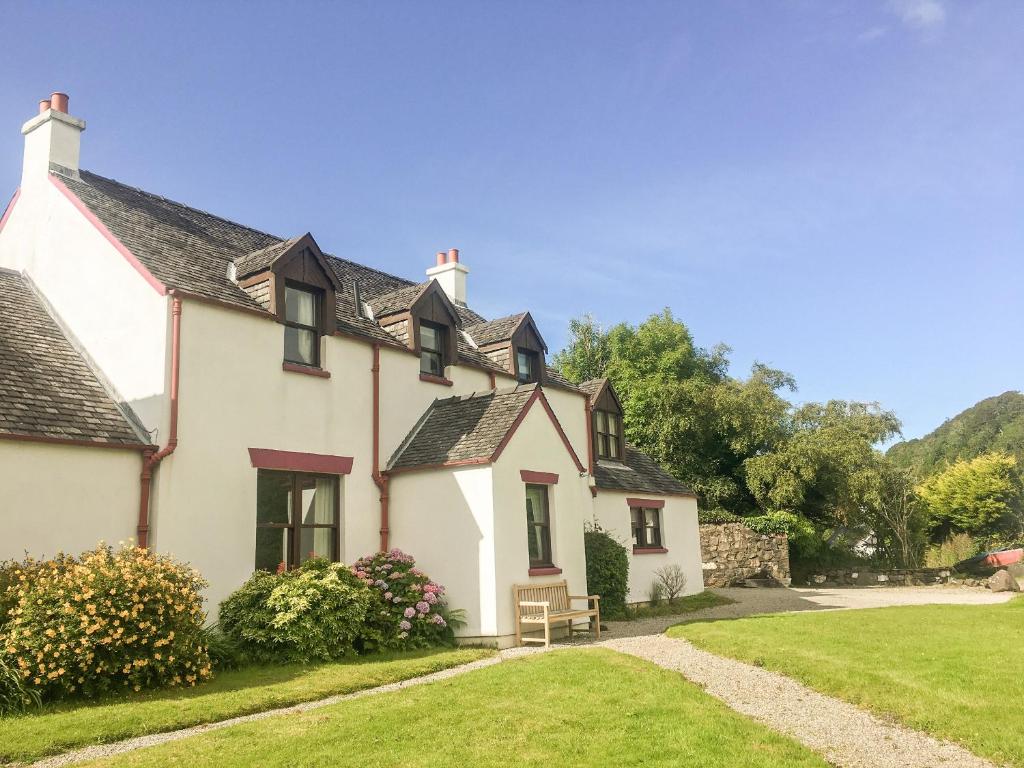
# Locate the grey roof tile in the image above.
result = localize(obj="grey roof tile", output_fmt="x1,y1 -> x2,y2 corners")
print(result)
0,269 -> 146,446
593,445 -> 693,497
464,313 -> 527,346
388,385 -> 538,470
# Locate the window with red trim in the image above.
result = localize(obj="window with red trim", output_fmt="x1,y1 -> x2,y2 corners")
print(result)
630,506 -> 662,549
255,470 -> 340,571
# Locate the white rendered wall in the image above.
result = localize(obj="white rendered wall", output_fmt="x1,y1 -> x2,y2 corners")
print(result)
0,177 -> 169,435
388,466 -> 496,638
592,491 -> 704,603
0,441 -> 141,561
541,385 -> 589,468
490,402 -> 591,642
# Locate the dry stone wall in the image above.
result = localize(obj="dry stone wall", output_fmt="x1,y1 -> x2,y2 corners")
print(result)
699,523 -> 790,587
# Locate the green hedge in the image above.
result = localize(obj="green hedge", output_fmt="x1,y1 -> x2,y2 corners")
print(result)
584,524 -> 629,619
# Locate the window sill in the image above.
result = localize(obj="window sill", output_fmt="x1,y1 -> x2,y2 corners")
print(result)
528,566 -> 563,576
419,372 -> 453,386
283,362 -> 331,379
633,547 -> 669,555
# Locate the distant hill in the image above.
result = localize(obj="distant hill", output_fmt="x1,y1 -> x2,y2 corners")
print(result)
887,391 -> 1024,479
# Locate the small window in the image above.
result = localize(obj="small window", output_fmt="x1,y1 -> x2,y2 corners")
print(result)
283,283 -> 322,367
525,483 -> 553,568
630,506 -> 662,549
595,410 -> 621,459
255,470 -> 339,571
419,320 -> 446,376
516,348 -> 540,384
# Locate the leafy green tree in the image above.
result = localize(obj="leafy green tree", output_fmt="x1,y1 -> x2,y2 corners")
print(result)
863,460 -> 928,568
743,400 -> 902,531
554,310 -> 792,514
917,451 -> 1023,542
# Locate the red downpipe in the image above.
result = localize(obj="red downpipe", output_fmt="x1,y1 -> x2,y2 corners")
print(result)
371,344 -> 390,551
584,397 -> 595,476
488,371 -> 496,390
137,297 -> 183,548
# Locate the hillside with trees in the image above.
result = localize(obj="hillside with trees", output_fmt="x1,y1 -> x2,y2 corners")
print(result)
554,312 -> 1022,575
886,391 -> 1024,478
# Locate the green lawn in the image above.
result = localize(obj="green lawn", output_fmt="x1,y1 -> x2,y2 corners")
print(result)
0,647 -> 492,764
624,590 -> 734,620
81,649 -> 828,768
670,597 -> 1024,767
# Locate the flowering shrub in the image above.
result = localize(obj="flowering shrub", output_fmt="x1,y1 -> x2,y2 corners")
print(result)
219,558 -> 377,663
0,544 -> 211,700
352,550 -> 453,650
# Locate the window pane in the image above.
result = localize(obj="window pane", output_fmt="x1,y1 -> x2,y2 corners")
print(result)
609,437 -> 620,459
421,350 -> 443,376
285,285 -> 317,326
630,508 -> 642,547
256,471 -> 292,525
255,526 -> 291,572
299,476 -> 336,524
525,484 -> 550,565
299,527 -> 334,564
645,508 -> 661,547
596,411 -> 607,432
608,415 -> 619,436
420,323 -> 440,352
285,326 -> 317,366
517,350 -> 535,383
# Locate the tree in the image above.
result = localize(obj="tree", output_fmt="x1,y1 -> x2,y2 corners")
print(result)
917,452 -> 1023,543
744,400 -> 902,532
864,460 -> 928,568
554,310 -> 794,514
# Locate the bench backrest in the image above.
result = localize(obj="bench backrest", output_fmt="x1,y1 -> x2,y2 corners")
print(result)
513,580 -> 570,613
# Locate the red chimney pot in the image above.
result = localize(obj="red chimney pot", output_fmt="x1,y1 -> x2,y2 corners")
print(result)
50,92 -> 69,113
447,248 -> 459,264
39,99 -> 51,114
436,251 -> 446,266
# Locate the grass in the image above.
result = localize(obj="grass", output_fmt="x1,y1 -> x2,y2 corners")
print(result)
669,596 -> 1024,767
0,647 -> 492,764
81,649 -> 828,768
624,590 -> 734,620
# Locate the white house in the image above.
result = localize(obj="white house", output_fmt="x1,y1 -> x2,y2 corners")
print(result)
0,93 -> 703,647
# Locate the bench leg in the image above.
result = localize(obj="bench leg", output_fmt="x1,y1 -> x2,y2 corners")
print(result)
514,611 -> 522,648
595,605 -> 601,641
543,619 -> 550,649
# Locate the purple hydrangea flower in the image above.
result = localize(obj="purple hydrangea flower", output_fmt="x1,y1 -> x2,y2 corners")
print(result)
416,601 -> 430,614
399,620 -> 412,631
424,592 -> 437,605
403,606 -> 416,618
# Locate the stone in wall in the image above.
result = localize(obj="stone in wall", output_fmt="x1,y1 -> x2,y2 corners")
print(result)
699,523 -> 791,588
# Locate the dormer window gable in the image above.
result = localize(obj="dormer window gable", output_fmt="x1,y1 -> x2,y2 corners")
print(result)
373,280 -> 461,379
234,233 -> 341,371
587,378 -> 626,462
469,312 -> 547,385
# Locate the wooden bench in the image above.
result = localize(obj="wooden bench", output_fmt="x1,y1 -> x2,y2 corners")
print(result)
513,580 -> 600,648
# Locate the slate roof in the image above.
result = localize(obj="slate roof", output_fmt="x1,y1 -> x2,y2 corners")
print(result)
55,170 -> 516,363
234,236 -> 303,279
370,282 -> 429,318
578,378 -> 606,399
464,313 -> 527,346
594,445 -> 694,497
388,385 -> 538,470
0,269 -> 146,446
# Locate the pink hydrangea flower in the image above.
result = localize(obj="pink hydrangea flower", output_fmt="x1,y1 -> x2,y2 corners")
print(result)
399,619 -> 411,631
403,606 -> 416,618
416,601 -> 430,614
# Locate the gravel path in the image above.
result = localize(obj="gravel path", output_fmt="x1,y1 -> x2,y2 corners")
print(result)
593,585 -> 1013,642
603,634 -> 999,768
20,651 -> 540,768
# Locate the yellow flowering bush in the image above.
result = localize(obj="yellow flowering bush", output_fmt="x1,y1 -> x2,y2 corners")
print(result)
0,544 -> 211,700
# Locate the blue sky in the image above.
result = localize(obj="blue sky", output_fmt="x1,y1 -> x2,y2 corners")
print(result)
1,0 -> 1021,442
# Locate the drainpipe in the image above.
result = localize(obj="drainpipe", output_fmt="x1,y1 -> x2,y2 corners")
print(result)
371,344 -> 390,552
137,296 -> 183,548
488,371 -> 496,390
584,396 -> 597,497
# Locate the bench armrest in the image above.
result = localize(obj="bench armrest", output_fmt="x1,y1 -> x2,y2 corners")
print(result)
569,595 -> 601,602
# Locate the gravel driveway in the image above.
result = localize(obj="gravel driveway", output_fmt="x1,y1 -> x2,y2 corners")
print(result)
593,585 -> 1013,641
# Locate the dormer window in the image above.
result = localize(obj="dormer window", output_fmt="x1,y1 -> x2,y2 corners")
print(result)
284,283 -> 323,367
419,320 -> 447,376
516,348 -> 540,384
595,409 -> 622,460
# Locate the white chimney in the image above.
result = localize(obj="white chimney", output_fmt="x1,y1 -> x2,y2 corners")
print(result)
21,92 -> 85,187
425,248 -> 469,306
